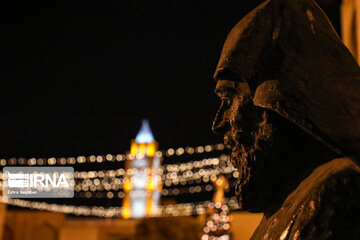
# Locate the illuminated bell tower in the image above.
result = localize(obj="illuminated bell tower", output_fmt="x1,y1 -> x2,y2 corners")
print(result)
122,120 -> 162,219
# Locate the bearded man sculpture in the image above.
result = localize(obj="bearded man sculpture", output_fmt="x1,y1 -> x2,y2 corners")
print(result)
212,0 -> 360,239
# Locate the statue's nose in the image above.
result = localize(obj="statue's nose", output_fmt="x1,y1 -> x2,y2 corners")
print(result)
212,117 -> 229,135
212,102 -> 229,135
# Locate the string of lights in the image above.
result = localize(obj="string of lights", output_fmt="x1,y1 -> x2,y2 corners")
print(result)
72,154 -> 233,179
73,155 -> 233,179
0,155 -> 236,182
72,164 -> 238,194
0,196 -> 240,218
0,168 -> 238,199
0,143 -> 229,166
0,154 -> 239,198
74,165 -> 236,192
74,181 -> 238,199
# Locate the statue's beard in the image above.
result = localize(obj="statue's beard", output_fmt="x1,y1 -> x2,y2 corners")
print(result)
228,109 -> 340,214
229,111 -> 275,212
231,145 -> 252,203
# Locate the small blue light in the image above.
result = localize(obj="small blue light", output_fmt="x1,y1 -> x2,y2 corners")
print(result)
135,119 -> 155,143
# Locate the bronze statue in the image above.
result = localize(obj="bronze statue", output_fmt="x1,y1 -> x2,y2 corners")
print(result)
212,0 -> 360,239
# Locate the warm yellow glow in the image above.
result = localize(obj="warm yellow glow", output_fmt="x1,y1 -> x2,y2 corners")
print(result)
122,207 -> 131,219
147,180 -> 155,191
139,143 -> 146,154
122,193 -> 131,219
130,142 -> 137,155
123,179 -> 132,191
147,196 -> 153,215
147,143 -> 156,156
130,140 -> 158,157
216,178 -> 223,186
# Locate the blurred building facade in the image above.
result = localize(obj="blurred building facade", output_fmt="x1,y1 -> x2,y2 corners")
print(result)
1,210 -> 261,240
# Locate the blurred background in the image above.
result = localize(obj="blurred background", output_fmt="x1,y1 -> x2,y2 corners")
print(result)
0,0 -> 358,239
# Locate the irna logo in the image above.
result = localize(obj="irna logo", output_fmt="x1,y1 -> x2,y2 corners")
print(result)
7,173 -> 69,188
3,167 -> 74,198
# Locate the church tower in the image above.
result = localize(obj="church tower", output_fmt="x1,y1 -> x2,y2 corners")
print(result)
122,120 -> 162,218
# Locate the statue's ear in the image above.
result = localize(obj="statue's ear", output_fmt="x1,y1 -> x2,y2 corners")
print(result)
252,79 -> 307,130
253,80 -> 280,110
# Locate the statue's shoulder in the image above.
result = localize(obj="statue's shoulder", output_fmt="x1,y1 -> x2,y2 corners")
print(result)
295,158 -> 360,200
251,158 -> 360,240
286,158 -> 360,239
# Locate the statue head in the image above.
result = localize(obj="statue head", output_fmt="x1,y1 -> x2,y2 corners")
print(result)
212,0 -> 360,213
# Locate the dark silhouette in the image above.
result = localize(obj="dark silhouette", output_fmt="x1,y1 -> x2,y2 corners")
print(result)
212,0 -> 360,239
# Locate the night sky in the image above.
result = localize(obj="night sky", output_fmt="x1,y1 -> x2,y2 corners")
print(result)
1,0 -> 341,159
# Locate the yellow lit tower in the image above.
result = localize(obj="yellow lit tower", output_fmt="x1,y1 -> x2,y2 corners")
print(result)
122,120 -> 162,219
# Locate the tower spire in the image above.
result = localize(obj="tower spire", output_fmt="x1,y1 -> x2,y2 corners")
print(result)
135,119 -> 155,143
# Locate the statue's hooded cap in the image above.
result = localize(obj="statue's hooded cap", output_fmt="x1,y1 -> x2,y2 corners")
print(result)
214,0 -> 360,161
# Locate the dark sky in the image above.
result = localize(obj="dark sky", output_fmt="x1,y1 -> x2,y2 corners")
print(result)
0,0 -> 341,159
